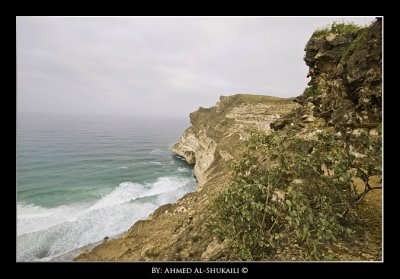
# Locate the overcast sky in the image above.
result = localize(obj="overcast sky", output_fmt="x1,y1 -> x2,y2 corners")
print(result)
17,16 -> 375,118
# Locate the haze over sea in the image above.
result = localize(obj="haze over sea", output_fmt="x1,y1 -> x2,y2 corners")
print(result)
17,113 -> 195,261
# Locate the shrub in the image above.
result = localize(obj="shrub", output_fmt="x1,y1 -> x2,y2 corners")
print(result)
313,21 -> 364,36
211,129 -> 381,260
330,22 -> 363,34
303,86 -> 317,98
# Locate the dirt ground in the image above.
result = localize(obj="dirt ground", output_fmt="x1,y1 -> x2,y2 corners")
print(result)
332,177 -> 382,261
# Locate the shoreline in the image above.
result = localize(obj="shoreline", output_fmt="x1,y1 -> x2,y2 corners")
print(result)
50,233 -> 123,262
50,241 -> 103,262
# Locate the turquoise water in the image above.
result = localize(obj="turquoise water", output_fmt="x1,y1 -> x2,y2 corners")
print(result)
17,113 -> 195,261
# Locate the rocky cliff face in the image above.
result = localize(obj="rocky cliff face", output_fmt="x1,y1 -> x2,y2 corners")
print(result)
267,20 -> 382,260
75,94 -> 297,261
272,20 -> 382,158
298,20 -> 382,130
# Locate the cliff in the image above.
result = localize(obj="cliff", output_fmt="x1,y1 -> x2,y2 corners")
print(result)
76,94 -> 298,261
76,20 -> 382,261
172,95 -> 298,191
294,20 -> 382,131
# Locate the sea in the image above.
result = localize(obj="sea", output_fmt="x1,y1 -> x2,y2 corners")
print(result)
16,113 -> 196,261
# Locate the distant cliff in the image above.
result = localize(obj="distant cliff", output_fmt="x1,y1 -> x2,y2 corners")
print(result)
172,95 -> 298,191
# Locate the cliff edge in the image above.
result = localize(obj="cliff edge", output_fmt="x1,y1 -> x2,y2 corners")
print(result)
76,94 -> 298,261
172,94 -> 298,191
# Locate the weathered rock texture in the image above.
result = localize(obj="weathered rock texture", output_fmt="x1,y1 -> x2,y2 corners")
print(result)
303,20 -> 382,130
172,95 -> 299,191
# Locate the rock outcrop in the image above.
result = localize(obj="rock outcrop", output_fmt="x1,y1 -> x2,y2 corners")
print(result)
271,20 -> 382,147
303,20 -> 382,130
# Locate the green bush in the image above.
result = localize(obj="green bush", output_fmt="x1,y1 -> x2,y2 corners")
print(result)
303,86 -> 317,98
330,22 -> 363,34
211,129 -> 381,260
313,21 -> 363,36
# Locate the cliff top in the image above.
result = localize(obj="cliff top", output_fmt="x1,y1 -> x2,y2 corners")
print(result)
190,94 -> 293,125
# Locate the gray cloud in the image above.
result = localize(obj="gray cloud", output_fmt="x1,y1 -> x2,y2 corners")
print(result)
17,16 -> 375,118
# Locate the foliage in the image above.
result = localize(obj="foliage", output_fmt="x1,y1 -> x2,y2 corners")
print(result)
211,129 -> 381,260
330,22 -> 363,34
313,21 -> 363,36
340,28 -> 368,62
303,85 -> 318,98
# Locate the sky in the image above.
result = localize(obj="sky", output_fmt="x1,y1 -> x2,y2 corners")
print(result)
16,16 -> 376,118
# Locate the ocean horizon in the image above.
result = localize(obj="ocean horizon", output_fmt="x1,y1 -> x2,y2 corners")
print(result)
16,113 -> 196,261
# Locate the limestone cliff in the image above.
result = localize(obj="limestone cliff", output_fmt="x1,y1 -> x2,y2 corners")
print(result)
172,95 -> 298,191
75,94 -> 298,261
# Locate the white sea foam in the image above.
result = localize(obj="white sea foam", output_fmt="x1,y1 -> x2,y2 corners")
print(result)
17,176 -> 195,261
17,203 -> 84,236
177,167 -> 190,173
149,149 -> 164,155
149,161 -> 164,166
174,155 -> 186,161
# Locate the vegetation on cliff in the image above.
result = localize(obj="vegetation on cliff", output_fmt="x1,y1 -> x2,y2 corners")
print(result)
211,128 -> 381,260
313,21 -> 364,36
210,20 -> 382,261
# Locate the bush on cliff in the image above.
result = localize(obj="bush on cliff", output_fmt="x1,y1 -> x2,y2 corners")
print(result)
211,129 -> 381,260
313,22 -> 363,36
